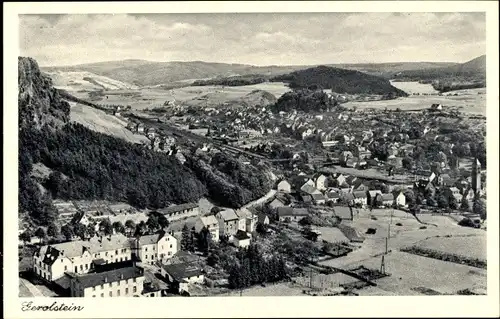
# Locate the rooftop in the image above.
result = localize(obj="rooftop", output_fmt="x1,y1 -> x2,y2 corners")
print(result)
71,266 -> 144,289
276,207 -> 309,217
217,209 -> 239,221
161,262 -> 204,282
159,203 -> 199,216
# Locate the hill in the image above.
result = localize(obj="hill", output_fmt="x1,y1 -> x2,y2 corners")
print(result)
42,60 -> 457,87
392,55 -> 486,92
271,66 -> 409,97
231,89 -> 278,108
44,70 -> 139,91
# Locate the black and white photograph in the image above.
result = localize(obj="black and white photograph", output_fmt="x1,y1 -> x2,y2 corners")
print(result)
4,1 -> 500,318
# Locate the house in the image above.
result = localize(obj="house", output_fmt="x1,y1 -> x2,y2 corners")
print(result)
142,269 -> 169,297
335,174 -> 347,186
345,175 -> 358,186
159,203 -> 199,222
236,208 -> 257,233
215,209 -> 240,238
314,174 -> 328,191
366,190 -> 383,206
333,206 -> 353,220
136,123 -> 145,133
194,215 -> 220,243
232,230 -> 251,248
300,184 -> 322,196
375,193 -> 394,207
276,180 -> 292,193
430,103 -> 443,111
300,194 -> 313,204
311,193 -> 326,205
68,265 -> 145,298
33,234 -> 133,282
340,193 -> 355,206
268,196 -> 287,210
160,262 -> 205,295
326,191 -> 341,203
276,207 -> 309,222
352,191 -> 368,206
353,181 -> 368,192
393,191 -> 407,207
257,213 -> 270,225
131,231 -> 178,264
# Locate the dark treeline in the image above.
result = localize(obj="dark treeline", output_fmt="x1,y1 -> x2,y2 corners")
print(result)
186,152 -> 272,208
271,88 -> 338,113
192,75 -> 268,87
272,66 -> 408,97
227,244 -> 289,289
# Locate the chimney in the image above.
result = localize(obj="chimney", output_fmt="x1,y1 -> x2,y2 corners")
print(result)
104,276 -> 108,283
120,273 -> 124,280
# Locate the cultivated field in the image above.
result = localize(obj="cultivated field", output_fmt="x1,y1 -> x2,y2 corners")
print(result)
390,81 -> 439,94
46,71 -> 138,91
413,236 -> 486,261
343,85 -> 486,115
74,82 -> 291,110
70,103 -> 149,144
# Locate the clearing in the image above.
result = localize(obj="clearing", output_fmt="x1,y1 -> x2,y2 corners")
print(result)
412,235 -> 486,261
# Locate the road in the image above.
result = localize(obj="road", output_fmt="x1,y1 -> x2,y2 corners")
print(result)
242,189 -> 277,209
19,278 -> 44,297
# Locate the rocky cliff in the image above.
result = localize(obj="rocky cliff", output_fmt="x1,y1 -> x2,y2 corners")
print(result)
18,57 -> 70,129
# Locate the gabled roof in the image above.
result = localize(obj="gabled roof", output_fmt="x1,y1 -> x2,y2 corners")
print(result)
301,184 -> 320,195
71,266 -> 144,289
311,193 -> 326,200
217,209 -> 239,221
161,262 -> 203,282
381,194 -> 394,201
353,191 -> 367,198
276,207 -> 309,217
159,203 -> 198,216
234,230 -> 251,240
198,215 -> 218,227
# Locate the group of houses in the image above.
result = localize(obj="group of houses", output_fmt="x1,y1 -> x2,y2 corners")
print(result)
274,172 -> 407,209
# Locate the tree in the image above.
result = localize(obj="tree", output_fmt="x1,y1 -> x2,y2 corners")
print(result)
197,226 -> 212,255
125,220 -> 136,235
449,195 -> 458,210
210,206 -> 222,215
99,219 -> 113,236
181,224 -> 194,251
87,224 -> 96,238
403,189 -> 416,206
47,223 -> 59,238
402,157 -> 413,170
437,194 -> 448,209
73,223 -> 87,240
19,230 -> 32,244
157,214 -> 169,229
112,221 -> 125,234
460,197 -> 470,212
34,227 -> 46,242
61,224 -> 74,241
146,215 -> 160,233
473,199 -> 486,220
134,221 -> 147,236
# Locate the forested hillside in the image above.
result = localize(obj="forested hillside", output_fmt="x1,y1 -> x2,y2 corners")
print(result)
18,57 -> 271,227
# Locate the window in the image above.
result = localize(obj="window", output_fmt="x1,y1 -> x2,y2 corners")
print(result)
105,252 -> 108,256
145,247 -> 148,252
85,264 -> 89,270
64,265 -> 68,271
145,255 -> 148,260
92,295 -> 96,298
115,250 -> 118,254
133,286 -> 137,293
117,290 -> 121,297
101,293 -> 104,297
120,258 -> 123,262
109,291 -> 113,297
101,284 -> 104,289
133,278 -> 136,283
80,265 -> 83,271
168,252 -> 172,256
150,293 -> 154,297
93,287 -> 96,291
125,288 -> 129,294
161,245 -> 164,249
170,244 -> 172,248
61,259 -> 63,263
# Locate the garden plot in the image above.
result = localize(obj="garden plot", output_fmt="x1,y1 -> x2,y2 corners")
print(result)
349,251 -> 487,295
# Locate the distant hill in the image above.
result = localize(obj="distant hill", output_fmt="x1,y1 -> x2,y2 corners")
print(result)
392,55 -> 486,84
42,59 -> 457,87
44,70 -> 139,91
271,66 -> 408,97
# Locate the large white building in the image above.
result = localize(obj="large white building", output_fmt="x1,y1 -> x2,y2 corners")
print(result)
33,234 -> 133,282
131,232 -> 178,265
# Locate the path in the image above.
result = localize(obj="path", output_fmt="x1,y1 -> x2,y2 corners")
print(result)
242,189 -> 276,209
19,278 -> 44,297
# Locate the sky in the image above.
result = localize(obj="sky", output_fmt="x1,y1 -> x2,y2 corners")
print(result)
19,12 -> 486,67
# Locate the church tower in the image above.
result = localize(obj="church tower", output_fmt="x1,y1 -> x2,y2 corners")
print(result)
472,158 -> 481,195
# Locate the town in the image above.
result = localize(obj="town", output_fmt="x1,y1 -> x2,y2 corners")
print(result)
17,12 -> 488,299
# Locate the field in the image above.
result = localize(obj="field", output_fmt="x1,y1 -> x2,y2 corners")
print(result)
390,80 -> 439,94
72,82 -> 291,111
343,82 -> 486,115
413,236 -> 486,261
70,103 -> 149,144
46,71 -> 138,91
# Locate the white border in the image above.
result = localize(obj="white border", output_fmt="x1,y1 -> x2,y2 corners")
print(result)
4,2 -> 499,318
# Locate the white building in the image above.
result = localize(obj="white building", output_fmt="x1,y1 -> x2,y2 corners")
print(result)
131,231 -> 178,265
194,215 -> 220,243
